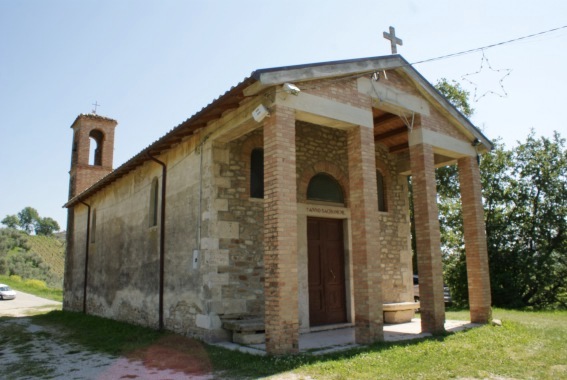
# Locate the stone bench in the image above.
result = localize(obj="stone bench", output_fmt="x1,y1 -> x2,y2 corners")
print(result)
383,302 -> 420,324
222,317 -> 265,344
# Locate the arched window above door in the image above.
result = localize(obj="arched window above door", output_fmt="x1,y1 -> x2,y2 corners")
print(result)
307,173 -> 344,204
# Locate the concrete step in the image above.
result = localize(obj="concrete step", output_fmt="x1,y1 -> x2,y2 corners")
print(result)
222,317 -> 266,345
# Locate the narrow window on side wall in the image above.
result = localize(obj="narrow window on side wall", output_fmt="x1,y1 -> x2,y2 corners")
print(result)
250,148 -> 264,198
149,178 -> 159,227
377,170 -> 387,212
90,209 -> 97,243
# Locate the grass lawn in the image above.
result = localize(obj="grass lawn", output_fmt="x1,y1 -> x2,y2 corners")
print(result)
19,309 -> 567,379
205,308 -> 567,379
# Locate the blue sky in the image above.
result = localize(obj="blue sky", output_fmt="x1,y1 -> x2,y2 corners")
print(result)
1,0 -> 565,230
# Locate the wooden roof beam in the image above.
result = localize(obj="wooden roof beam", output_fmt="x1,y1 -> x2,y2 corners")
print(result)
375,126 -> 407,141
389,142 -> 409,153
373,113 -> 398,125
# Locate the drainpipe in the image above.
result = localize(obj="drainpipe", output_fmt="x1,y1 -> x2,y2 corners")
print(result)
79,201 -> 91,314
148,152 -> 167,331
195,134 -> 210,260
196,141 -> 204,257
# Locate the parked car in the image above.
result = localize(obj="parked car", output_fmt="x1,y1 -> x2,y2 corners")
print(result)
413,275 -> 452,304
0,284 -> 16,300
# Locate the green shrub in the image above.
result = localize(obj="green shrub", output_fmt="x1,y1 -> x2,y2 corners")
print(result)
0,228 -> 62,289
0,254 -> 7,275
25,279 -> 47,289
9,274 -> 22,282
6,251 -> 59,288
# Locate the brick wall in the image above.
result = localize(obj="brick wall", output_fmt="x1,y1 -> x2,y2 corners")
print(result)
458,155 -> 492,322
348,124 -> 384,343
304,77 -> 371,110
375,145 -> 413,302
409,143 -> 446,333
263,105 -> 299,354
69,114 -> 117,198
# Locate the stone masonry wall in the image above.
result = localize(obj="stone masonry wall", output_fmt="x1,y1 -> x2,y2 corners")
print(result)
215,122 -> 350,319
65,134 -> 210,338
214,119 -> 413,321
217,130 -> 265,318
296,121 -> 349,203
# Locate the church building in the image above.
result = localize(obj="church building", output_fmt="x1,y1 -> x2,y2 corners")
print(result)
64,55 -> 492,355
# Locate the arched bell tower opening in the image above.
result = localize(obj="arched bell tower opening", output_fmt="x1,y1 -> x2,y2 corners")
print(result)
68,114 -> 118,199
89,129 -> 105,166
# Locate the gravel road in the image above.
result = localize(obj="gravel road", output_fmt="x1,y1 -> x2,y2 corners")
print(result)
0,289 -> 61,317
0,292 -> 299,379
0,318 -> 215,379
0,292 -> 215,379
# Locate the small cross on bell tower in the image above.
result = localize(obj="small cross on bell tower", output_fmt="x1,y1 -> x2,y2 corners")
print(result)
68,113 -> 117,199
91,101 -> 100,115
383,26 -> 403,54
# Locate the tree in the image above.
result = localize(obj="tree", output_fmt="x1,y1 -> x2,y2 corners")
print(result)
428,79 -> 566,309
1,207 -> 60,235
0,228 -> 31,276
484,132 -> 567,308
34,217 -> 60,236
441,133 -> 567,308
435,78 -> 474,118
0,228 -> 60,286
17,207 -> 40,234
1,214 -> 20,229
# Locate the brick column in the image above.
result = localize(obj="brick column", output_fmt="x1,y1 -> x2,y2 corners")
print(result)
263,105 -> 299,355
347,125 -> 384,344
409,143 -> 445,333
458,155 -> 492,323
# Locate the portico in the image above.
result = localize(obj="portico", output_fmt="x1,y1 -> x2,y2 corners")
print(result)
246,57 -> 492,351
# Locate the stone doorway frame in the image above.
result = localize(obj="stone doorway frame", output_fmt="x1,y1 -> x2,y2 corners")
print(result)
297,203 -> 353,333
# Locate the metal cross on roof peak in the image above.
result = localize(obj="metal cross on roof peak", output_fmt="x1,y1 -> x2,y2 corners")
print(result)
92,101 -> 100,115
383,26 -> 403,54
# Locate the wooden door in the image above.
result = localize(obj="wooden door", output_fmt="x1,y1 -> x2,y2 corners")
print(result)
308,217 -> 347,326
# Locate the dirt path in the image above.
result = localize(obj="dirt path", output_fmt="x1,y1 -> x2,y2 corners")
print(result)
0,290 -> 61,317
0,318 -> 216,379
0,294 -> 213,378
0,294 -> 304,379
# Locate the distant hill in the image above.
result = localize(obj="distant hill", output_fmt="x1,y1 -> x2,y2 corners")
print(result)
26,233 -> 66,284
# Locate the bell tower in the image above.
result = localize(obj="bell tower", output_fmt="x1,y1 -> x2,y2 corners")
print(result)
68,114 -> 118,199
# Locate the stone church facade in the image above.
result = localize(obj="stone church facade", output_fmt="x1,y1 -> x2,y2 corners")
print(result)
64,55 -> 492,355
